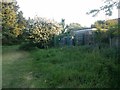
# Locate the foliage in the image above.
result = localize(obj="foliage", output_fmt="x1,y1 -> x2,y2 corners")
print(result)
3,45 -> 119,88
94,20 -> 106,29
19,42 -> 37,51
25,17 -> 62,48
87,0 -> 119,16
93,18 -> 119,48
94,19 -> 118,29
52,23 -> 82,47
107,24 -> 119,37
93,29 -> 108,44
66,23 -> 82,32
1,0 -> 26,45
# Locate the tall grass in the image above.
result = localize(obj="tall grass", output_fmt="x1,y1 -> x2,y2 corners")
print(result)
2,45 -> 119,88
29,46 -> 119,88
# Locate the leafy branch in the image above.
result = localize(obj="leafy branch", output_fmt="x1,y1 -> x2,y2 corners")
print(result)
87,0 -> 119,17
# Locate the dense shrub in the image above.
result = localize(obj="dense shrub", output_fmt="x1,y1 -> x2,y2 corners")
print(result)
2,1 -> 26,45
19,42 -> 38,51
25,17 -> 62,48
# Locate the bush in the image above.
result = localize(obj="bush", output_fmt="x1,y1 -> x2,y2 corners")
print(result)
19,42 -> 38,51
26,17 -> 62,49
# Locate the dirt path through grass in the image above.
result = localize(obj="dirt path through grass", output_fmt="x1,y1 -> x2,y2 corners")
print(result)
2,46 -> 33,88
3,50 -> 29,64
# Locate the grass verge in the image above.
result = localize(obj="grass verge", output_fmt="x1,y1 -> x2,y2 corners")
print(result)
2,45 -> 120,88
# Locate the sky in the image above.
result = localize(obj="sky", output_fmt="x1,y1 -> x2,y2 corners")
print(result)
17,0 -> 118,27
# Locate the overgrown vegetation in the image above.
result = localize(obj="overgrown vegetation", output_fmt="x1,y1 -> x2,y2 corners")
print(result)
1,1 -> 26,45
1,0 -> 120,88
23,17 -> 62,49
2,45 -> 119,88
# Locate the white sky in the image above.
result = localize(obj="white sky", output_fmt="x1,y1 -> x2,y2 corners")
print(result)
17,0 -> 118,27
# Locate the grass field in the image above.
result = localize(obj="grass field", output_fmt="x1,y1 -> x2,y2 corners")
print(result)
2,45 -> 120,88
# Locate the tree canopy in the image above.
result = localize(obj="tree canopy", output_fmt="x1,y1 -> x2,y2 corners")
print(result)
94,18 -> 118,29
67,23 -> 82,30
1,0 -> 26,44
25,16 -> 62,48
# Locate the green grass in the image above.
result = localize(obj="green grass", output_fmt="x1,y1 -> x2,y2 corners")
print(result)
0,45 -> 2,89
2,45 -> 120,88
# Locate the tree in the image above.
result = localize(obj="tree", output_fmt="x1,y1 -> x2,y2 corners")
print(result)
93,19 -> 119,47
87,0 -> 120,48
94,20 -> 106,29
105,18 -> 118,28
94,19 -> 118,29
87,0 -> 120,16
17,11 -> 26,35
26,17 -> 62,48
67,23 -> 82,31
106,23 -> 120,47
1,0 -> 26,44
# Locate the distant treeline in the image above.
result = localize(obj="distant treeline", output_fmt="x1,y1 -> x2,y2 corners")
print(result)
1,0 -> 120,50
